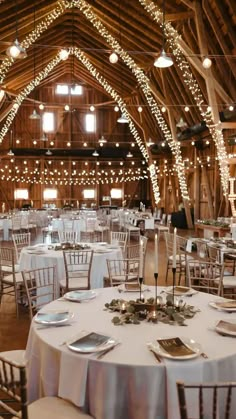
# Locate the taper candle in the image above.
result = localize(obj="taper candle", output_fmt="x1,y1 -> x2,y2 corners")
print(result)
173,228 -> 177,268
139,239 -> 144,278
154,233 -> 158,273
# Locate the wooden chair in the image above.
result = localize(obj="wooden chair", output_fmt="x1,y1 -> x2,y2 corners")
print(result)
22,266 -> 56,320
0,353 -> 94,419
106,258 -> 140,286
177,380 -> 236,419
60,249 -> 94,294
12,232 -> 31,262
58,230 -> 78,244
110,231 -> 128,253
0,247 -> 24,317
186,260 -> 223,295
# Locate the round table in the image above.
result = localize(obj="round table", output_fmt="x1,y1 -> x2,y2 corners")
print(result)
25,286 -> 236,419
19,243 -> 122,293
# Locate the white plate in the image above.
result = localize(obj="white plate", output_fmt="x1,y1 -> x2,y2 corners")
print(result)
67,333 -> 117,353
64,290 -> 97,302
215,320 -> 236,337
34,310 -> 74,325
118,284 -> 149,293
148,337 -> 201,360
165,286 -> 198,296
209,300 -> 236,312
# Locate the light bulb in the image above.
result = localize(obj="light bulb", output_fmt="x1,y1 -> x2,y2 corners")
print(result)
109,52 -> 118,64
202,56 -> 212,69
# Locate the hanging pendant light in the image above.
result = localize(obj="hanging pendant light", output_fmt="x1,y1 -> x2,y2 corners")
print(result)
92,150 -> 99,157
98,135 -> 107,144
176,117 -> 187,129
6,2 -> 27,60
45,149 -> 52,156
117,113 -> 129,123
29,109 -> 41,120
7,149 -> 14,156
154,49 -> 173,68
154,0 -> 173,69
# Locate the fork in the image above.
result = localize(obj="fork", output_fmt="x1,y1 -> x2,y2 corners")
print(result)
200,352 -> 208,359
149,349 -> 162,363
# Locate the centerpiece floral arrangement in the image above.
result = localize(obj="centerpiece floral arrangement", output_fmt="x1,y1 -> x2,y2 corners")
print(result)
104,295 -> 199,326
197,219 -> 229,228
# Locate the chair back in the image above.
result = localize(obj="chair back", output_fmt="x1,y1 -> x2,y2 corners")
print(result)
177,380 -> 236,419
62,219 -> 75,230
0,247 -> 16,275
63,249 -> 94,292
12,232 -> 31,261
0,354 -> 28,419
110,231 -> 128,251
186,260 -> 223,295
106,258 -> 140,286
22,266 -> 56,319
164,231 -> 174,258
58,230 -> 78,244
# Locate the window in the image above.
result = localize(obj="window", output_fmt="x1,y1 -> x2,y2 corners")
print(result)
56,84 -> 69,95
83,189 -> 95,199
85,114 -> 96,133
43,188 -> 57,200
111,188 -> 122,199
71,84 -> 83,95
14,189 -> 28,200
42,112 -> 54,132
56,84 -> 83,95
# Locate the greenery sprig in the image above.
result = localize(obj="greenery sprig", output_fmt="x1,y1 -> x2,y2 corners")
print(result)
104,295 -> 200,326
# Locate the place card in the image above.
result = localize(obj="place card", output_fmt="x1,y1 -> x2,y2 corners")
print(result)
216,320 -> 236,333
215,301 -> 236,309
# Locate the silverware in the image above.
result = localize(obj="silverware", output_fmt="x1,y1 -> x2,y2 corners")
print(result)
200,352 -> 208,359
36,324 -> 72,330
96,342 -> 120,359
149,349 -> 162,363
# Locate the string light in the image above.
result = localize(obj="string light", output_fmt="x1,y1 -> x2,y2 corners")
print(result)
139,0 -> 229,196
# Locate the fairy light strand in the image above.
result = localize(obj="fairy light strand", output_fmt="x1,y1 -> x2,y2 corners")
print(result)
139,0 -> 229,196
0,0 -> 187,202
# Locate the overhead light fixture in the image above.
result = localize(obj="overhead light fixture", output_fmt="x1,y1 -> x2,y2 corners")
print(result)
176,117 -> 187,129
29,109 -> 41,120
98,135 -> 107,144
7,149 -> 14,156
202,56 -> 212,69
92,150 -> 99,157
109,52 -> 118,64
126,151 -> 133,158
6,38 -> 27,59
40,133 -> 48,141
117,113 -> 129,123
147,138 -> 154,147
45,149 -> 52,156
154,49 -> 173,68
154,0 -> 173,69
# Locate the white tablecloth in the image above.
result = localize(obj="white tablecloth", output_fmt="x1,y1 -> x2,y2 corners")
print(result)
51,218 -> 87,240
0,218 -> 10,240
25,287 -> 236,419
19,244 -> 122,292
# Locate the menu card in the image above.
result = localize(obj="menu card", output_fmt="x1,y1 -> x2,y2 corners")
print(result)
215,301 -> 236,309
69,332 -> 110,351
157,337 -> 195,357
125,283 -> 140,291
216,320 -> 236,333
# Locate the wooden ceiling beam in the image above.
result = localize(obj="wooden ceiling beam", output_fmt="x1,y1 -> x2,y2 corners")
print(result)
179,0 -> 195,10
166,11 -> 194,21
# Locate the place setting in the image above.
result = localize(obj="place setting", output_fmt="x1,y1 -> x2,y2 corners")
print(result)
34,309 -> 75,329
147,336 -> 202,362
58,290 -> 98,303
61,330 -> 120,359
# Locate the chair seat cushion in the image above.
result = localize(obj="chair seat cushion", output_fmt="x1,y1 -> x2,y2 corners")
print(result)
2,264 -> 20,272
2,272 -> 23,284
26,396 -> 93,419
59,277 -> 89,289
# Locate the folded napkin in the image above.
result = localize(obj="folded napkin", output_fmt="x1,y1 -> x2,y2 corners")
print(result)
215,301 -> 236,309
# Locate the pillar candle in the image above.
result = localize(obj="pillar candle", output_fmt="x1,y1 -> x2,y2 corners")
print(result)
139,239 -> 144,278
173,228 -> 177,268
154,233 -> 158,273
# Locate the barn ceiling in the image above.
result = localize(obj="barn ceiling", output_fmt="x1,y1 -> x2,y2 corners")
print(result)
0,0 -> 235,169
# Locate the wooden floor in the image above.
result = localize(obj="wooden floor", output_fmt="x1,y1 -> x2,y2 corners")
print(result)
0,227 -> 191,353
